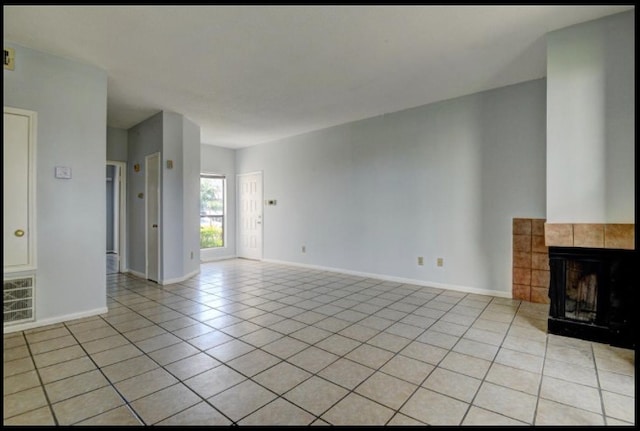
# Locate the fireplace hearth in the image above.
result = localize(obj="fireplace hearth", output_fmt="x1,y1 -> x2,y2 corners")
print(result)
548,246 -> 636,349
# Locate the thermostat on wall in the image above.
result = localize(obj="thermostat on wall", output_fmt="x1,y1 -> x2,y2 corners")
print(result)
55,166 -> 72,179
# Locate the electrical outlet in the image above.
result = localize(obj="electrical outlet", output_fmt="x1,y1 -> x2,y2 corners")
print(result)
417,256 -> 424,266
437,257 -> 444,267
302,245 -> 306,253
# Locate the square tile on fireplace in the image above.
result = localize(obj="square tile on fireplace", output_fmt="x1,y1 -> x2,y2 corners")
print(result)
544,223 -> 573,247
532,235 -> 547,253
531,270 -> 550,288
513,219 -> 532,235
513,268 -> 531,285
513,235 -> 531,252
513,252 -> 531,269
512,284 -> 530,301
530,287 -> 550,304
531,219 -> 545,236
531,253 -> 549,270
604,224 -> 634,250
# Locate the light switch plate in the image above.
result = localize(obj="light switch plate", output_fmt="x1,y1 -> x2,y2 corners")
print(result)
55,166 -> 72,179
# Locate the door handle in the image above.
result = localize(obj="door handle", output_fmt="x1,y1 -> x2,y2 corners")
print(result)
152,224 -> 158,228
14,229 -> 25,237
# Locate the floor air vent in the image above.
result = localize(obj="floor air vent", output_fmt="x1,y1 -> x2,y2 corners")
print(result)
4,276 -> 35,325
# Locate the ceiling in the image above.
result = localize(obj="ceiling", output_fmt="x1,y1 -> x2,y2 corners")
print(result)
3,5 -> 634,149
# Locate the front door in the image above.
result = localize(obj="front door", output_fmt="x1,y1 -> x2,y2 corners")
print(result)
237,172 -> 263,260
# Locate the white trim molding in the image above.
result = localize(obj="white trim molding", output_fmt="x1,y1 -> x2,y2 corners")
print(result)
3,307 -> 109,334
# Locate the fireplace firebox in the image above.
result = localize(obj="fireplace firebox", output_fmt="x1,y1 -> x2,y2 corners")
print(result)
548,247 -> 636,349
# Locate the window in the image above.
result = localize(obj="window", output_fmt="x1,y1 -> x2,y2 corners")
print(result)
200,175 -> 225,248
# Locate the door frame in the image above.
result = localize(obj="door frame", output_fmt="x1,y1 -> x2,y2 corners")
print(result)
145,152 -> 161,282
236,171 -> 263,260
106,160 -> 127,273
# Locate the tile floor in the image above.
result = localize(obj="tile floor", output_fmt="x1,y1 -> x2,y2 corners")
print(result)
3,259 -> 636,425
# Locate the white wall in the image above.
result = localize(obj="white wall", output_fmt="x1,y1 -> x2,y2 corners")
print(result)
3,42 -> 108,325
236,79 -> 546,296
546,11 -> 634,223
201,144 -> 237,261
182,117 -> 202,275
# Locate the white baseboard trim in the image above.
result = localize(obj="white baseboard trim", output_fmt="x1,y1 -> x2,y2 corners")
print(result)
162,268 -> 201,285
3,307 -> 109,334
262,259 -> 512,299
200,255 -> 238,263
125,269 -> 147,279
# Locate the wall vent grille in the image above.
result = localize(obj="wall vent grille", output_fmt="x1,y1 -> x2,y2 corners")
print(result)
4,276 -> 34,324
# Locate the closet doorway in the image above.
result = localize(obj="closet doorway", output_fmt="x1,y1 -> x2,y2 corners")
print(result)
106,161 -> 127,274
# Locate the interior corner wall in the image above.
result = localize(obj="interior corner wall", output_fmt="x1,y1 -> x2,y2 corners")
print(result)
127,112 -> 163,276
3,42 -> 108,323
546,11 -> 635,223
236,79 -> 547,296
201,144 -> 237,261
182,117 -> 201,275
107,126 -> 129,162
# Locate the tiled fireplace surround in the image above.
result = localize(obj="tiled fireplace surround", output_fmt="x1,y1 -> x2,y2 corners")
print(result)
512,219 -> 635,304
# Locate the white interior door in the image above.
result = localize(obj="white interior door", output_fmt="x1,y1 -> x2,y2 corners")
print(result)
146,153 -> 161,282
3,108 -> 36,272
237,172 -> 263,260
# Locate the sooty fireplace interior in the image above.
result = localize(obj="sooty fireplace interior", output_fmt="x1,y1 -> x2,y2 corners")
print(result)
548,247 -> 636,349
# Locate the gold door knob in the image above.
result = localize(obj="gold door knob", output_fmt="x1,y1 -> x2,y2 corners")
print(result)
14,229 -> 25,237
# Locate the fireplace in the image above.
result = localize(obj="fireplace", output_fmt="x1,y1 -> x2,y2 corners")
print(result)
548,246 -> 636,349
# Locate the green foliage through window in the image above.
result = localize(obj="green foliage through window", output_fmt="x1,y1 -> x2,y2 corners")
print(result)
201,175 -> 224,248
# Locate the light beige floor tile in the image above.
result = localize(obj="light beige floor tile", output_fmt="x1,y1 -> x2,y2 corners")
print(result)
399,314 -> 437,330
416,330 -> 459,350
399,340 -> 448,365
594,348 -> 635,376
315,334 -> 361,356
3,356 -> 35,377
163,352 -> 220,380
463,327 -> 505,346
227,349 -> 281,377
38,356 -> 96,384
384,322 -> 424,339
67,318 -> 110,334
387,413 -> 426,425
540,375 -> 602,414
606,417 -> 634,426
2,406 -> 56,425
355,371 -> 417,410
53,386 -> 124,425
73,326 -> 120,343
318,358 -> 374,390
535,398 -> 604,425
239,397 -> 316,425
158,402 -> 231,425
208,379 -> 277,422
422,367 -> 481,402
400,387 -> 468,425
380,355 -> 434,385
81,334 -> 131,354
134,333 -> 182,353
288,346 -> 339,374
172,323 -> 216,340
463,406 -> 527,425
452,338 -> 498,361
543,357 -> 598,387
430,320 -> 468,337
501,334 -> 546,356
3,334 -> 26,350
358,316 -> 394,331
219,320 -> 262,337
78,406 -> 143,425
284,376 -> 349,416
484,362 -> 540,395
183,364 -> 246,399
471,318 -> 510,335
473,382 -> 537,424
290,326 -> 333,344
253,362 -> 312,394
494,347 -> 543,374
91,343 -> 143,367
44,369 -> 109,403
205,339 -> 255,362
3,386 -> 49,419
130,383 -> 200,424
439,351 -> 491,379
148,341 -> 199,366
602,390 -> 635,423
101,355 -> 159,383
28,335 -> 78,355
122,325 -> 167,343
158,316 -> 200,332
240,328 -> 283,347
367,332 -> 412,353
546,344 -> 594,368
115,368 -> 179,402
3,370 -> 40,396
598,369 -> 635,397
321,392 -> 394,425
345,343 -> 395,369
262,336 -> 309,359
291,310 -> 326,325
3,345 -> 30,362
25,327 -> 70,344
